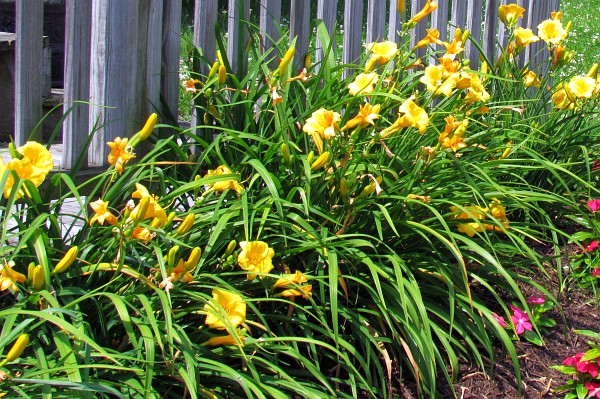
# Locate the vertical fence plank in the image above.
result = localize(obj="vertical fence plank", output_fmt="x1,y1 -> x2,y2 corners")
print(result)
430,0 -> 449,42
483,0 -> 498,63
450,0 -> 467,41
410,0 -> 427,59
227,0 -> 250,77
194,0 -> 217,75
343,0 -> 363,76
162,0 -> 182,123
260,0 -> 281,66
63,0 -> 91,169
89,0 -> 141,166
143,0 -> 163,119
290,0 -> 310,72
316,0 -> 337,68
15,0 -> 44,145
465,0 -> 483,68
366,0 -> 387,43
388,0 -> 404,44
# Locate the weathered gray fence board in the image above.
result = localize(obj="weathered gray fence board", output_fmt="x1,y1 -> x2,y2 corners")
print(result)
366,0 -> 387,43
162,0 -> 182,123
63,0 -> 91,169
89,0 -> 141,166
483,0 -> 499,62
431,0 -> 449,42
388,0 -> 404,43
290,0 -> 310,72
227,0 -> 250,76
465,0 -> 483,67
15,0 -> 44,145
316,0 -> 337,67
260,0 -> 282,65
194,0 -> 217,75
342,0 -> 364,75
144,0 -> 163,119
410,0 -> 427,60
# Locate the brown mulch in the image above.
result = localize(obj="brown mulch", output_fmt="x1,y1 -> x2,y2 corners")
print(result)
396,241 -> 600,399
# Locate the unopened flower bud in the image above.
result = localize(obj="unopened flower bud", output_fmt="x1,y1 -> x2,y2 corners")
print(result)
168,245 -> 180,269
224,240 -> 237,256
175,214 -> 195,236
0,334 -> 29,367
53,246 -> 78,274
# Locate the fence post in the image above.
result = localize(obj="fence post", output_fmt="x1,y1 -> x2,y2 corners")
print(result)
366,0 -> 386,43
342,0 -> 363,77
162,0 -> 182,124
410,0 -> 427,59
143,0 -> 163,119
89,0 -> 141,166
191,0 -> 216,131
227,0 -> 250,77
465,0 -> 483,68
483,0 -> 498,63
14,0 -> 44,145
388,0 -> 404,44
316,0 -> 336,69
260,0 -> 281,67
63,0 -> 92,169
290,0 -> 310,72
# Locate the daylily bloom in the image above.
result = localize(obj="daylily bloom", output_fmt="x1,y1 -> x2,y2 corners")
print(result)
204,165 -> 244,195
279,285 -> 313,299
237,241 -> 275,280
107,137 -> 136,174
273,271 -> 308,288
0,142 -> 53,198
183,78 -> 201,93
441,134 -> 466,152
498,4 -> 525,27
204,289 -> 246,329
515,27 -> 539,48
130,184 -> 168,226
0,261 -> 26,292
415,28 -> 443,48
302,108 -> 341,140
408,0 -> 438,24
510,305 -> 533,335
89,199 -> 118,226
348,72 -> 379,96
567,76 -> 596,99
537,18 -> 568,45
132,226 -> 154,242
206,333 -> 245,347
588,199 -> 600,212
366,41 -> 398,64
442,37 -> 465,60
343,103 -> 381,130
398,98 -> 430,134
523,70 -> 541,87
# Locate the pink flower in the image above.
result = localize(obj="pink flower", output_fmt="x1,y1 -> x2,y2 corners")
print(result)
587,382 -> 600,398
593,268 -> 600,277
510,305 -> 533,335
589,199 -> 600,212
563,353 -> 599,378
585,241 -> 599,252
526,295 -> 545,305
492,312 -> 507,328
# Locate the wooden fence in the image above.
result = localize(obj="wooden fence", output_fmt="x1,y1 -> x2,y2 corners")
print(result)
11,0 -> 560,170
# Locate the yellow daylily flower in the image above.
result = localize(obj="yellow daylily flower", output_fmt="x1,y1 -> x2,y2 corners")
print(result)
498,4 -> 525,27
238,240 -> 275,280
204,289 -> 246,329
348,72 -> 379,96
408,0 -> 438,24
204,165 -> 244,195
206,333 -> 245,347
515,27 -> 539,48
343,103 -> 381,130
130,184 -> 168,226
0,142 -> 53,199
183,78 -> 201,93
89,199 -> 118,226
416,28 -> 443,48
366,41 -> 398,64
566,75 -> 596,99
107,137 -> 135,174
537,18 -> 567,45
279,285 -> 313,299
398,98 -> 430,134
0,261 -> 26,292
302,108 -> 341,140
273,270 -> 308,288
